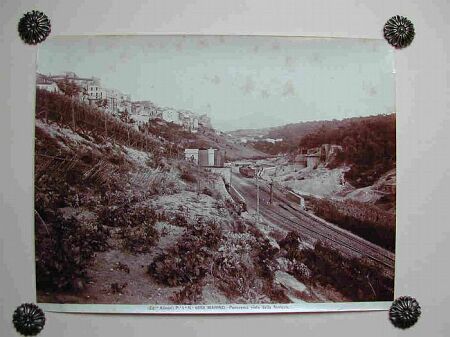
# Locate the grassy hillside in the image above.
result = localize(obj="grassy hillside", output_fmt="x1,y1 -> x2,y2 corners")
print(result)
34,90 -> 293,303
34,89 -> 393,304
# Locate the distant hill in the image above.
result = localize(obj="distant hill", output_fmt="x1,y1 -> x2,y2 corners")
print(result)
299,114 -> 396,188
230,115 -> 394,145
230,114 -> 396,187
188,128 -> 268,161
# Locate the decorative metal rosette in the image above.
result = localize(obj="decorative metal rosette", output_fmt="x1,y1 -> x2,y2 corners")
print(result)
12,303 -> 46,336
389,296 -> 421,329
384,15 -> 415,49
18,10 -> 51,45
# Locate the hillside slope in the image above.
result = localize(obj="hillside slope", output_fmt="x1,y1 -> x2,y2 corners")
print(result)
194,128 -> 268,160
34,89 -> 393,304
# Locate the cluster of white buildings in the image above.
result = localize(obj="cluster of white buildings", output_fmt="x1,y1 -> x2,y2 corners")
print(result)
132,101 -> 212,133
37,72 -> 132,115
36,72 -> 211,133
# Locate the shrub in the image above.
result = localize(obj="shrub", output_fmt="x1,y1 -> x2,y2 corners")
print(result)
119,222 -> 159,254
35,212 -> 110,292
180,170 -> 197,183
147,172 -> 182,196
278,231 -> 303,260
253,238 -> 279,280
288,261 -> 312,281
224,199 -> 242,216
148,242 -> 210,286
214,250 -> 255,299
171,281 -> 204,304
213,232 -> 257,299
148,220 -> 222,286
112,262 -> 130,273
170,213 -> 189,227
98,204 -> 159,228
191,220 -> 222,248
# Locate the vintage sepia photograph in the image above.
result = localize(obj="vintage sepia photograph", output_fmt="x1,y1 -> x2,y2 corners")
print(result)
34,35 -> 396,311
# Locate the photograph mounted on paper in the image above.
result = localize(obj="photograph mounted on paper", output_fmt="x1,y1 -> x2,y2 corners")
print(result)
34,35 -> 396,313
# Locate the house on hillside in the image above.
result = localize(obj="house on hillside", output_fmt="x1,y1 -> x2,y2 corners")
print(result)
294,148 -> 308,168
305,154 -> 320,169
146,107 -> 200,133
160,107 -> 180,123
198,114 -> 212,128
36,77 -> 61,93
184,148 -> 224,167
48,72 -> 99,93
179,110 -> 199,133
44,72 -> 131,114
299,144 -> 343,169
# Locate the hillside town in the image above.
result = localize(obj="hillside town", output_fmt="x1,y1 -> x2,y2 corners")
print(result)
37,71 -> 211,133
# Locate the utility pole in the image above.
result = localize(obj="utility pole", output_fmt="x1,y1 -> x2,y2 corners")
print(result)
256,174 -> 260,224
255,167 -> 262,225
269,180 -> 273,205
197,161 -> 201,195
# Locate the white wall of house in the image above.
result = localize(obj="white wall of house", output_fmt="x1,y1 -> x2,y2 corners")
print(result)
37,83 -> 61,93
162,109 -> 180,123
207,148 -> 215,166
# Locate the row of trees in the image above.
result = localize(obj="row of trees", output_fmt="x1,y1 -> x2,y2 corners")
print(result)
249,140 -> 296,155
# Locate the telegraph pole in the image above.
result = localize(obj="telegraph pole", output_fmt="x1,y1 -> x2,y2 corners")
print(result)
255,167 -> 262,224
270,165 -> 279,205
256,174 -> 260,223
197,160 -> 201,195
269,180 -> 273,204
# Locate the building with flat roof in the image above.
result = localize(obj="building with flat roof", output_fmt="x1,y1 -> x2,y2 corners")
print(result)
184,148 -> 225,167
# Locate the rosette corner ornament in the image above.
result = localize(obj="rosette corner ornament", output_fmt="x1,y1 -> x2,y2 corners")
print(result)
18,10 -> 51,45
389,296 -> 421,329
383,15 -> 415,49
12,303 -> 46,336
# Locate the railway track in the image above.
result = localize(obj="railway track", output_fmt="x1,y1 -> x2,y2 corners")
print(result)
232,172 -> 395,271
263,203 -> 395,270
279,202 -> 395,265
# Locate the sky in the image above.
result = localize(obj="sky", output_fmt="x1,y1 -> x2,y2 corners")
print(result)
37,35 -> 395,131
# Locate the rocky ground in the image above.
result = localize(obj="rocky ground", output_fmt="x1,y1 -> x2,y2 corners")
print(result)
260,157 -> 395,213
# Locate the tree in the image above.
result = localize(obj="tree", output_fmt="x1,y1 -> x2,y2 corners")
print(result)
120,109 -> 133,144
56,79 -> 81,129
56,78 -> 81,98
94,99 -> 109,137
95,98 -> 108,109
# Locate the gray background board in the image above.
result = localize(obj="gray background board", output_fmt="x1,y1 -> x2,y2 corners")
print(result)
1,0 -> 449,336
